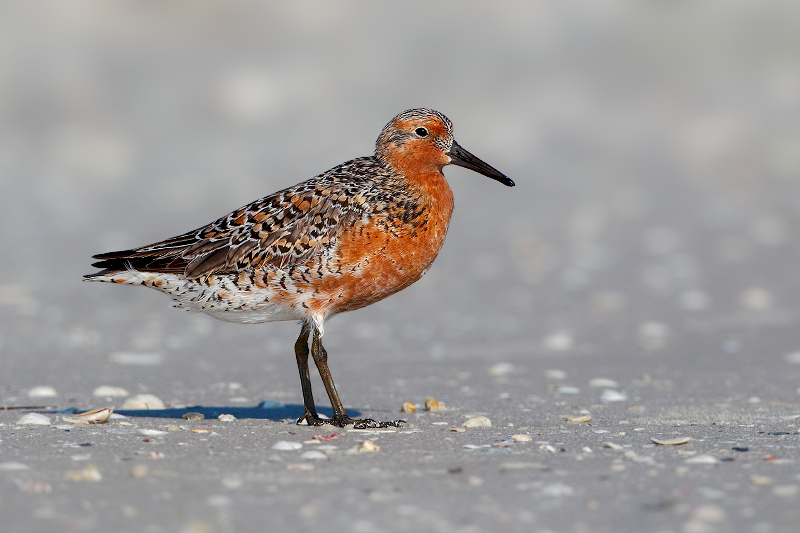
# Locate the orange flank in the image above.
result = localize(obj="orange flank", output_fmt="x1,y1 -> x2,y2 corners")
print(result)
85,108 -> 513,428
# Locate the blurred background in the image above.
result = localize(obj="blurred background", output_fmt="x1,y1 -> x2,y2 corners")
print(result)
1,0 -> 800,400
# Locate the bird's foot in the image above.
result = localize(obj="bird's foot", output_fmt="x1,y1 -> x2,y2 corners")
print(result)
296,410 -> 332,426
295,412 -> 405,429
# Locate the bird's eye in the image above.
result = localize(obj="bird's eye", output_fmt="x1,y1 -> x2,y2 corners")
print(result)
414,127 -> 428,137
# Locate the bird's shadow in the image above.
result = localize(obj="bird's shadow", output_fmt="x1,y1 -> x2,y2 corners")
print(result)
111,402 -> 359,421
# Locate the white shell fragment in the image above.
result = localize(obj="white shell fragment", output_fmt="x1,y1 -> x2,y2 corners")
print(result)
17,413 -> 51,425
651,436 -> 692,446
556,386 -> 580,394
93,386 -> 129,397
565,414 -> 592,423
217,414 -> 236,422
300,450 -> 329,461
600,389 -> 628,402
271,441 -> 302,451
511,434 -> 532,442
359,439 -> 380,452
463,416 -> 492,428
588,378 -> 619,388
65,465 -> 102,482
122,394 -> 166,410
63,407 -> 114,425
0,461 -> 30,471
603,442 -> 623,450
109,352 -> 163,365
138,429 -> 169,436
27,385 -> 57,398
686,454 -> 719,465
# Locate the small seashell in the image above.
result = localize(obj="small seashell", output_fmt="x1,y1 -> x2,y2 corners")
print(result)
146,451 -> 165,459
599,389 -> 628,402
603,442 -> 623,450
17,413 -> 51,425
565,414 -> 592,423
425,397 -> 445,412
449,427 -> 465,432
301,450 -> 328,461
130,464 -> 149,478
489,362 -> 515,376
65,465 -> 102,482
685,454 -> 719,465
138,429 -> 169,436
183,412 -> 204,420
511,434 -> 532,442
192,429 -> 209,433
651,436 -> 691,446
272,440 -> 302,451
556,386 -> 580,394
27,385 -> 57,398
359,439 -> 380,452
92,386 -> 129,397
463,416 -> 491,428
63,407 -> 114,425
217,414 -> 235,422
122,394 -> 166,410
401,402 -> 416,413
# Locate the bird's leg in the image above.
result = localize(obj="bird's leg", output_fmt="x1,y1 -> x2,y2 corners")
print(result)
309,327 -> 405,429
294,322 -> 324,426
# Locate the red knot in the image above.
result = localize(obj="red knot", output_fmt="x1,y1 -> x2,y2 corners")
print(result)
86,108 -> 513,428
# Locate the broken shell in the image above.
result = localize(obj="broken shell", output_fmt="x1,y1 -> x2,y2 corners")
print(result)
218,414 -> 236,422
301,450 -> 328,461
463,416 -> 491,428
401,402 -> 416,413
27,385 -> 57,398
146,451 -> 165,459
138,429 -> 169,436
588,378 -> 619,388
685,454 -> 719,465
651,436 -> 691,446
512,434 -> 532,442
564,414 -> 592,423
359,439 -> 380,452
272,441 -> 302,451
182,412 -> 204,420
603,442 -> 623,450
121,394 -> 166,410
16,413 -> 51,425
65,465 -> 102,482
425,397 -> 445,412
599,389 -> 628,402
92,386 -> 129,397
63,407 -> 114,425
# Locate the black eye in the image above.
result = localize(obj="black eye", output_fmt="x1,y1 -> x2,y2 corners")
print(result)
414,127 -> 428,137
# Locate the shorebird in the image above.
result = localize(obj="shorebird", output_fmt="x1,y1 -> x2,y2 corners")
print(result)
85,108 -> 514,428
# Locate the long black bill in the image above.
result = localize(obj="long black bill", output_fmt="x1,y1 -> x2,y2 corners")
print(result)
446,140 -> 514,187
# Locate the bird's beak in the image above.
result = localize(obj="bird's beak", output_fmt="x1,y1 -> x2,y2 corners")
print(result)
446,140 -> 514,187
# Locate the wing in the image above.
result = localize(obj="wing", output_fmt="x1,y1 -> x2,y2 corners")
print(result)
88,157 -> 392,279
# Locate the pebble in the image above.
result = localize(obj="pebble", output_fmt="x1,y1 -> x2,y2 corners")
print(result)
183,412 -> 204,420
652,436 -> 692,445
512,434 -> 532,442
463,416 -> 491,428
27,385 -> 57,398
588,378 -> 618,388
122,394 -> 166,410
92,386 -> 129,397
17,413 -> 51,425
272,441 -> 302,451
218,414 -> 236,422
400,402 -> 416,413
65,465 -> 102,482
425,397 -> 445,412
488,362 -> 515,377
0,461 -> 29,471
686,454 -> 719,465
600,389 -> 628,402
301,450 -> 329,461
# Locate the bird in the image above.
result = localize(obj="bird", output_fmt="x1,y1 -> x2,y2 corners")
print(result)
85,108 -> 514,428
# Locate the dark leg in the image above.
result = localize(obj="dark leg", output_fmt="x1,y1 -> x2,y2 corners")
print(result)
294,322 -> 322,426
307,326 -> 405,429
